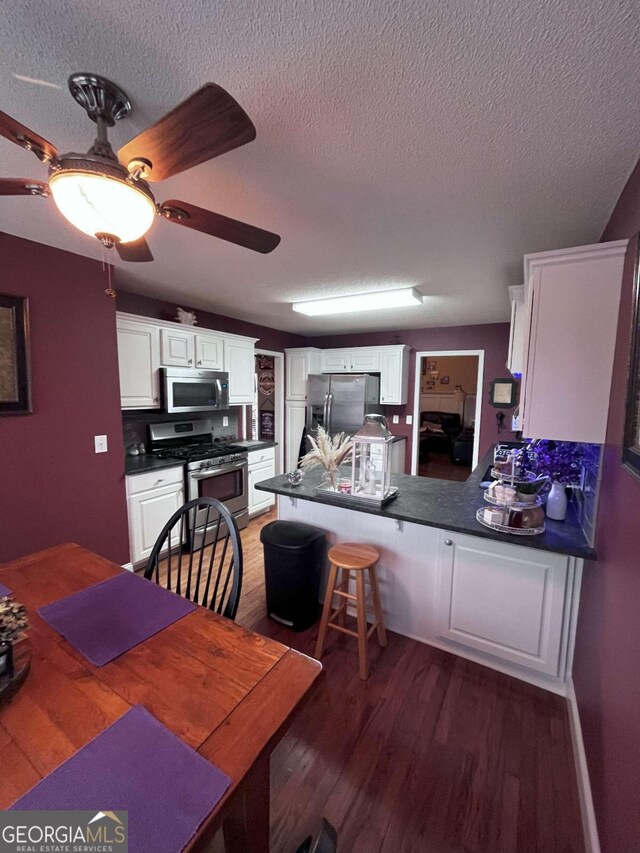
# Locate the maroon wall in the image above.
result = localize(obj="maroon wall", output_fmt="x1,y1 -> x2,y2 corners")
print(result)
116,289 -> 307,352
309,324 -> 513,469
572,157 -> 640,853
0,233 -> 129,565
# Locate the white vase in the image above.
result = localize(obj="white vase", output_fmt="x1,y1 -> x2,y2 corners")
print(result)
546,482 -> 568,521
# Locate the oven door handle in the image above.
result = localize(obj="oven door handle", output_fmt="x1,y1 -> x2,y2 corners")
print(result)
191,462 -> 247,480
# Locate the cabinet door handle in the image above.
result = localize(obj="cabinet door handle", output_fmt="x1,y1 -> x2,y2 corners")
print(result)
444,539 -> 453,546
198,360 -> 202,365
154,478 -> 164,485
188,358 -> 193,364
153,396 -> 159,404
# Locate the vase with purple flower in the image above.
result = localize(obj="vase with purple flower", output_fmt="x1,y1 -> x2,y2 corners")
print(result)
516,440 -> 584,522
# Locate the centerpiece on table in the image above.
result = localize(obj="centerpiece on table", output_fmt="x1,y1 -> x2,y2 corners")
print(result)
0,595 -> 30,706
517,440 -> 584,521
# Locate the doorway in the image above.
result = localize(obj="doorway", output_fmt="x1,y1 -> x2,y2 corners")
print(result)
411,350 -> 484,482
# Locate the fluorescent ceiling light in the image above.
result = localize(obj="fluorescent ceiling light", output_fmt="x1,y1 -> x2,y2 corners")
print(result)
292,287 -> 423,316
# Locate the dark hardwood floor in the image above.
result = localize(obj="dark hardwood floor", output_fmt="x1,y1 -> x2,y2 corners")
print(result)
418,450 -> 472,482
222,509 -> 585,853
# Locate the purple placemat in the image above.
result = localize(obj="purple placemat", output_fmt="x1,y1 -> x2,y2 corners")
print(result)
0,581 -> 11,597
11,705 -> 231,852
38,572 -> 196,666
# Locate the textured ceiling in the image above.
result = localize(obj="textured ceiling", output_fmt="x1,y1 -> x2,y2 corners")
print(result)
1,0 -> 640,335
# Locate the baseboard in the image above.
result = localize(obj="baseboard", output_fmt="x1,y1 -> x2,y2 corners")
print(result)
121,562 -> 134,573
566,679 -> 601,853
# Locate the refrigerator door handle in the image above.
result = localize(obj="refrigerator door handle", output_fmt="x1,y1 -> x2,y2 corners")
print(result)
326,392 -> 334,434
322,393 -> 329,432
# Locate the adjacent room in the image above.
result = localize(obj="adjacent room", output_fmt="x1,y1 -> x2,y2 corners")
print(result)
1,3 -> 639,853
416,352 -> 480,481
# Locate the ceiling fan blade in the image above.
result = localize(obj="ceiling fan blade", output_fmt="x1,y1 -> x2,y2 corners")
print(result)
0,178 -> 50,197
115,238 -> 154,262
0,110 -> 57,161
160,199 -> 281,254
118,84 -> 256,182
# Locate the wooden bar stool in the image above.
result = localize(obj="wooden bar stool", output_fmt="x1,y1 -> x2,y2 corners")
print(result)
314,542 -> 387,680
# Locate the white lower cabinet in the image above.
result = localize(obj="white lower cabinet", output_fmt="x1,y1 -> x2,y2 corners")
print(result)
248,449 -> 276,517
126,467 -> 184,565
435,531 -> 570,677
277,496 -> 580,692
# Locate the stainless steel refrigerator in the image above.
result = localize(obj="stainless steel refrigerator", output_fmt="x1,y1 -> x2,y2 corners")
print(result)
305,374 -> 381,443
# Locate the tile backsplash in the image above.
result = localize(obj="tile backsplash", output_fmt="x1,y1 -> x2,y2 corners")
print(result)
575,442 -> 603,547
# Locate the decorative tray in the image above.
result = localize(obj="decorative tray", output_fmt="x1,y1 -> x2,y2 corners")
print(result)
490,467 -> 535,485
476,508 -> 545,536
483,492 -> 543,511
315,484 -> 399,508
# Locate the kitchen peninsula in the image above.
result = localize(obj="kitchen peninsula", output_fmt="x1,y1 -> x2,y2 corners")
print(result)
256,446 -> 591,695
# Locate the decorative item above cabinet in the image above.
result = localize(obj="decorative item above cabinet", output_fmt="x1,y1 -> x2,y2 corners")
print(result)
116,312 -> 257,409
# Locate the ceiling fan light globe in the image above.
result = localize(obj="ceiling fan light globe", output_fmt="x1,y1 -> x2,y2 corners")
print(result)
49,170 -> 156,243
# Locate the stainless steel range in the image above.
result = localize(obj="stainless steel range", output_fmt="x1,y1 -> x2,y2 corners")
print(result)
148,418 -> 249,542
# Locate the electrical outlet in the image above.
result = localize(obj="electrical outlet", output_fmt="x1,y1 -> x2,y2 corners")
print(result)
405,415 -> 413,425
392,415 -> 399,424
222,416 -> 229,427
94,435 -> 108,454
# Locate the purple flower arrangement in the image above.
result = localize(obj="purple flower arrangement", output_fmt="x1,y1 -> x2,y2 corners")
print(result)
517,440 -> 584,485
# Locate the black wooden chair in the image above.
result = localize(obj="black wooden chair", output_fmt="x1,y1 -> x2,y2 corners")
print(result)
144,497 -> 243,620
294,819 -> 338,853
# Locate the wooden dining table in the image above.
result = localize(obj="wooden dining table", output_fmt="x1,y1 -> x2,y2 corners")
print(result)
0,543 -> 322,852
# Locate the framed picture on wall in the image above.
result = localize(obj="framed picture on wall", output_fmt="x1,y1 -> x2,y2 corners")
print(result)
623,235 -> 640,479
0,294 -> 31,415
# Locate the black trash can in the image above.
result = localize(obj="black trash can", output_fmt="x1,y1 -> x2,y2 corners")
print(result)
260,521 -> 326,631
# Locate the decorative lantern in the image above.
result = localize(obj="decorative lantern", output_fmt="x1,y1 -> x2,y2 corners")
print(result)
350,415 -> 395,502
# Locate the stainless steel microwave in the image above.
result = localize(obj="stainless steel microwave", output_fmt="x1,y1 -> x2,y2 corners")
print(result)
161,368 -> 230,413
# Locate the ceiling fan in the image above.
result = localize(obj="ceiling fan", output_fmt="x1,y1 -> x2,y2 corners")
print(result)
0,73 -> 281,261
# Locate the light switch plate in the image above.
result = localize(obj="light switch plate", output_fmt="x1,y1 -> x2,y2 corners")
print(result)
94,435 -> 108,453
405,415 -> 413,425
222,416 -> 229,427
392,415 -> 399,424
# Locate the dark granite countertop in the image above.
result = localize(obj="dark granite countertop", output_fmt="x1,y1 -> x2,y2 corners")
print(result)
124,455 -> 187,476
256,446 -> 595,560
232,440 -> 278,451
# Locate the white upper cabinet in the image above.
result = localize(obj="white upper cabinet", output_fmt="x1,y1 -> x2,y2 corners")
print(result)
117,317 -> 160,409
350,349 -> 381,372
195,333 -> 224,370
320,348 -> 380,373
116,312 -> 256,409
507,285 -> 526,377
224,337 -> 258,405
320,350 -> 349,372
285,347 -> 321,400
160,327 -> 194,367
379,345 -> 409,405
520,240 -> 626,443
318,345 -> 408,405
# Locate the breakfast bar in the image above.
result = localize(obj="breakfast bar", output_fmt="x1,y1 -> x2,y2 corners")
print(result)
256,447 -> 591,695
